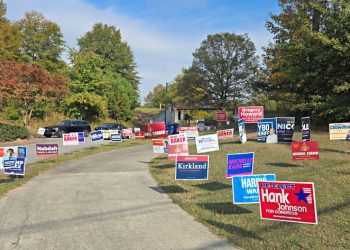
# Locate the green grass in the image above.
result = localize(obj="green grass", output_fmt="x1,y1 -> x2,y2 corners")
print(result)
135,106 -> 161,115
0,139 -> 149,197
149,132 -> 350,249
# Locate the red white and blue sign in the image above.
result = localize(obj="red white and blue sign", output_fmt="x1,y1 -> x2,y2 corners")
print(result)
232,174 -> 276,204
3,157 -> 26,176
111,133 -> 122,142
258,181 -> 317,224
175,155 -> 209,180
90,130 -> 104,142
226,152 -> 254,178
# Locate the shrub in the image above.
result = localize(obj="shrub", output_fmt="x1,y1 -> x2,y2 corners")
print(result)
0,123 -> 29,142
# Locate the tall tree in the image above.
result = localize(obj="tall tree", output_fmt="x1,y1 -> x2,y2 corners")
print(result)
192,32 -> 259,109
77,23 -> 139,91
0,0 -> 22,60
264,0 -> 350,121
15,11 -> 66,72
144,84 -> 167,108
0,61 -> 68,126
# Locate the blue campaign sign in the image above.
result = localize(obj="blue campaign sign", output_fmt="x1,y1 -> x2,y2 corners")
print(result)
257,118 -> 277,143
18,146 -> 27,157
227,152 -> 254,178
175,155 -> 209,180
90,130 -> 104,142
111,133 -> 122,142
78,132 -> 85,143
3,157 -> 26,176
232,174 -> 276,204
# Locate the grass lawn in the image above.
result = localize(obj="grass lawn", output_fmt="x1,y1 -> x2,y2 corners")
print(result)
149,132 -> 350,249
0,139 -> 149,197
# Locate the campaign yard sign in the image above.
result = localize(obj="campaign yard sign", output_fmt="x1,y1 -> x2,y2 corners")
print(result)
111,133 -> 122,142
90,130 -> 104,142
141,122 -> 167,139
78,132 -> 85,143
3,157 -> 25,176
135,132 -> 145,140
232,174 -> 276,204
301,117 -> 311,141
152,139 -> 165,153
257,118 -> 277,143
226,152 -> 254,178
168,134 -> 188,145
238,119 -> 247,144
217,129 -> 234,140
63,133 -> 79,146
292,141 -> 319,160
329,123 -> 350,140
195,134 -> 219,153
36,144 -> 58,157
179,126 -> 199,140
238,106 -> 264,123
216,111 -> 227,122
258,181 -> 317,224
175,155 -> 209,180
0,146 -> 27,169
168,143 -> 189,161
277,117 -> 295,143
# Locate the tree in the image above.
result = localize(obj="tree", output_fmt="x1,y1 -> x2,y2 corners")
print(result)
77,23 -> 139,91
264,0 -> 350,122
0,61 -> 68,126
144,84 -> 167,108
15,11 -> 66,72
192,32 -> 259,109
0,0 -> 22,60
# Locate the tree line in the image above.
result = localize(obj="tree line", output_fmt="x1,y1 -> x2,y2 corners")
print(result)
145,0 -> 350,124
0,0 -> 139,127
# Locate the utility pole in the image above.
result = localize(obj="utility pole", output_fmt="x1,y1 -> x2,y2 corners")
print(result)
164,82 -> 169,125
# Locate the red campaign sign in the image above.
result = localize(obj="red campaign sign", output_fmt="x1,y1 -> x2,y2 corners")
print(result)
168,143 -> 189,161
238,106 -> 264,123
216,111 -> 227,122
168,134 -> 188,145
291,141 -> 319,160
258,181 -> 317,224
152,139 -> 164,146
179,126 -> 198,132
217,129 -> 234,140
141,122 -> 166,138
135,132 -> 145,140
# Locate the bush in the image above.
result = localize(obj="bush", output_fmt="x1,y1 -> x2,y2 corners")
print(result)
0,123 -> 29,142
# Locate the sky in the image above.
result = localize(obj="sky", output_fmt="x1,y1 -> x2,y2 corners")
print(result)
5,0 -> 280,103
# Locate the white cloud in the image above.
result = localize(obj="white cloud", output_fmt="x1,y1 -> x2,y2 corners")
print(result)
5,0 -> 272,101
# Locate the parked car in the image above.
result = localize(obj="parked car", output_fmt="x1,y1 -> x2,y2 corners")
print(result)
95,123 -> 131,139
44,120 -> 91,138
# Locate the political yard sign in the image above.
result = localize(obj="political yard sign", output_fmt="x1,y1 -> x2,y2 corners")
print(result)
63,133 -> 79,146
195,134 -> 219,153
217,129 -> 234,140
3,157 -> 25,176
168,134 -> 188,145
238,119 -> 247,144
292,141 -> 319,160
258,181 -> 317,224
78,132 -> 85,143
152,139 -> 165,153
257,118 -> 277,143
36,144 -> 58,157
0,146 -> 27,169
238,106 -> 264,123
111,133 -> 122,142
227,152 -> 254,178
168,143 -> 189,161
175,155 -> 209,180
277,117 -> 295,143
329,123 -> 350,140
232,174 -> 276,204
216,111 -> 227,122
301,117 -> 311,141
179,126 -> 199,140
141,122 -> 167,139
90,130 -> 104,142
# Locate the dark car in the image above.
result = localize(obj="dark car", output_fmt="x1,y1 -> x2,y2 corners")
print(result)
44,120 -> 91,138
94,123 -> 126,131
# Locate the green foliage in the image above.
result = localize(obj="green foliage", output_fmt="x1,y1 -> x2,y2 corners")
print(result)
2,102 -> 21,120
192,32 -> 259,109
0,123 -> 29,142
264,0 -> 350,122
65,92 -> 108,122
77,23 -> 139,90
15,11 -> 66,72
144,84 -> 167,108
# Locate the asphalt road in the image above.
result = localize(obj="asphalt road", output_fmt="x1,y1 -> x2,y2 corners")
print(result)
0,144 -> 234,250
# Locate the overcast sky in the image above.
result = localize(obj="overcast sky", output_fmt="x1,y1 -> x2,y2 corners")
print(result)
5,0 -> 280,102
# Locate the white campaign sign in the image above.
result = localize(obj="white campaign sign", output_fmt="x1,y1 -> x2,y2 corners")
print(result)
168,134 -> 188,145
63,133 -> 79,146
37,127 -> 46,135
195,134 -> 219,153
